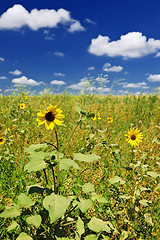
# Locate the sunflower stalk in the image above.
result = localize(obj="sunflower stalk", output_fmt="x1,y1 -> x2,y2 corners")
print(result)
54,126 -> 60,194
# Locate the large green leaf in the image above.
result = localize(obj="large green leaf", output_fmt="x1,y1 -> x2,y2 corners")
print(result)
7,221 -> 19,232
82,183 -> 95,194
24,143 -> 48,154
18,193 -> 35,208
0,206 -> 21,218
16,232 -> 33,240
76,216 -> 85,236
26,215 -> 42,228
59,158 -> 80,170
78,198 -> 92,213
24,158 -> 47,172
108,176 -> 125,185
73,153 -> 101,162
88,217 -> 111,233
74,102 -> 81,114
43,193 -> 70,223
91,193 -> 108,203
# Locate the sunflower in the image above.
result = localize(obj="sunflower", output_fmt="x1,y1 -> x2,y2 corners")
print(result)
0,136 -> 6,145
36,104 -> 65,130
92,114 -> 96,121
107,117 -> 113,123
125,127 -> 143,147
97,112 -> 101,120
20,103 -> 26,109
24,96 -> 28,100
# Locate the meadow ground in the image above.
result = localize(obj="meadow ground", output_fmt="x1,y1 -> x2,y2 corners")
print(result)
0,93 -> 160,239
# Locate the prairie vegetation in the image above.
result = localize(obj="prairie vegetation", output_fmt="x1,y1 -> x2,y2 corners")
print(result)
0,93 -> 160,239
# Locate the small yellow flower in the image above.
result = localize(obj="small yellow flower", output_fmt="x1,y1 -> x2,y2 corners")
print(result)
0,136 -> 6,145
43,100 -> 45,104
92,114 -> 96,121
97,112 -> 101,120
24,96 -> 28,100
8,128 -> 11,132
0,94 -> 2,97
107,117 -> 113,123
36,104 -> 65,130
1,110 -> 3,113
20,103 -> 26,109
125,127 -> 143,147
26,92 -> 29,95
22,92 -> 25,96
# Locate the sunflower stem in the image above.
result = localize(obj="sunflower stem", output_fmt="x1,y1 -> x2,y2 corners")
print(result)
54,126 -> 60,194
43,169 -> 48,185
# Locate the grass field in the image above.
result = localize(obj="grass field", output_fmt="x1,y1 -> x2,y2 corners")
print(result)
0,93 -> 160,239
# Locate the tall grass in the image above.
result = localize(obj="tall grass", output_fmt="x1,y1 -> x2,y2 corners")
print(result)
0,93 -> 159,239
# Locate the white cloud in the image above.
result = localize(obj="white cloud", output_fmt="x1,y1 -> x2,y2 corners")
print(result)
88,66 -> 95,70
97,87 -> 110,93
54,73 -> 65,77
43,29 -> 54,40
67,79 -> 91,90
96,76 -> 110,84
54,51 -> 65,57
9,69 -> 22,75
85,18 -> 96,24
0,76 -> 7,79
147,74 -> 160,82
0,4 -> 84,32
50,80 -> 66,85
0,57 -> 5,61
103,63 -> 123,72
12,76 -> 45,86
88,32 -> 160,59
154,52 -> 160,57
68,20 -> 85,33
123,82 -> 149,89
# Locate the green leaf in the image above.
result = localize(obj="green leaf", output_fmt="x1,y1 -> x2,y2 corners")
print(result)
43,193 -> 70,223
82,183 -> 95,194
24,157 -> 47,172
146,171 -> 160,178
0,206 -> 21,218
139,199 -> 152,206
85,235 -> 99,240
59,158 -> 80,170
78,198 -> 92,213
76,216 -> 85,236
18,193 -> 35,208
120,230 -> 129,240
74,102 -> 81,114
91,193 -> 108,203
7,221 -> 19,232
24,143 -> 48,154
109,176 -> 126,185
26,215 -> 42,228
144,213 -> 153,226
74,153 -> 101,162
27,184 -> 48,194
88,217 -> 111,233
16,232 -> 33,240
140,187 -> 151,193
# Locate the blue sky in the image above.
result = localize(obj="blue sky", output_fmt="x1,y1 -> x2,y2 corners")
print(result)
0,0 -> 160,95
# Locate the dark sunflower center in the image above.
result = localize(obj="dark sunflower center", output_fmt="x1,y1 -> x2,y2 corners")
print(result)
131,134 -> 136,140
0,138 -> 2,142
45,111 -> 55,121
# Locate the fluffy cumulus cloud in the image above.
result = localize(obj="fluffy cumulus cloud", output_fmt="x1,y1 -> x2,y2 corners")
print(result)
0,4 -> 84,32
54,52 -> 65,57
88,32 -> 160,59
0,76 -> 7,79
67,79 -> 92,90
123,81 -> 149,89
0,57 -> 5,61
50,80 -> 66,85
12,76 -> 45,86
54,73 -> 65,77
88,66 -> 95,70
147,74 -> 160,82
9,69 -> 22,75
103,63 -> 123,72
